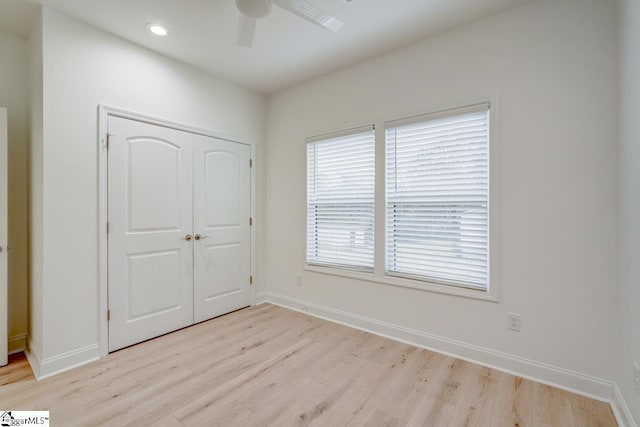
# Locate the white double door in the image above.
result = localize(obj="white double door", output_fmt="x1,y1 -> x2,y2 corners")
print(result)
108,116 -> 251,352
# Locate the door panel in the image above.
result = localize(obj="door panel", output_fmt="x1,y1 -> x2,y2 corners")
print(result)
108,117 -> 194,352
0,108 -> 6,366
201,243 -> 241,300
127,250 -> 182,320
127,138 -> 181,232
193,135 -> 251,323
204,151 -> 242,226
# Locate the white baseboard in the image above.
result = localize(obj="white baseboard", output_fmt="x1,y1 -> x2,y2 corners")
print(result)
263,291 -> 615,403
612,384 -> 638,427
25,336 -> 41,379
24,336 -> 99,381
254,292 -> 269,305
37,344 -> 100,380
8,333 -> 26,354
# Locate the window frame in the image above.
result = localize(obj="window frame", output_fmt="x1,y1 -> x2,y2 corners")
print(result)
384,103 -> 490,291
303,98 -> 501,303
305,125 -> 376,273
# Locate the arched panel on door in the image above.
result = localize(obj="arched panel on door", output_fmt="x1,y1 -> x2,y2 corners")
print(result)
126,137 -> 182,233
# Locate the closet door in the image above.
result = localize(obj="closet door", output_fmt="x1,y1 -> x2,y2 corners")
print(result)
193,135 -> 251,323
0,108 -> 6,366
108,117 -> 194,352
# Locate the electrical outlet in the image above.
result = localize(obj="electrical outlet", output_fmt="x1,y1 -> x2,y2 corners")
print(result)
296,275 -> 303,287
634,362 -> 640,393
507,313 -> 521,332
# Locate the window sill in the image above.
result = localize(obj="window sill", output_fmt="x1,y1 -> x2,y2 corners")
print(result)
303,264 -> 500,303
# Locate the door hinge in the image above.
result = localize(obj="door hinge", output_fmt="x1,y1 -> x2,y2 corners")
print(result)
249,159 -> 253,167
107,309 -> 111,321
249,217 -> 253,226
105,133 -> 113,148
106,221 -> 109,234
249,276 -> 253,285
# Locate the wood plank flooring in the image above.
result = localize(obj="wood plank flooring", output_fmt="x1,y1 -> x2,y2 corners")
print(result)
0,304 -> 617,426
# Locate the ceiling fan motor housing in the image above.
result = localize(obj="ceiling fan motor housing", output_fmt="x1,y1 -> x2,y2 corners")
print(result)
236,0 -> 272,18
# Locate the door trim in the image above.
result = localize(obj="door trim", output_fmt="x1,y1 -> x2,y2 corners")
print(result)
0,107 -> 7,367
97,105 -> 257,357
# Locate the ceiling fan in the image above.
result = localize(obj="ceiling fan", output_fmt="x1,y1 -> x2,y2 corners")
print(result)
235,0 -> 344,47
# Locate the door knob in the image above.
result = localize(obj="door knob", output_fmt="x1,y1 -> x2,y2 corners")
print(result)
184,234 -> 193,241
194,234 -> 209,241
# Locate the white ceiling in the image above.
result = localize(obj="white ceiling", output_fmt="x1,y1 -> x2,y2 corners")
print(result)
1,0 -> 527,94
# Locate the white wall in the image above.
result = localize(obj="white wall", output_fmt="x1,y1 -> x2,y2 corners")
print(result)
29,7 -> 266,373
265,0 -> 618,396
617,0 -> 640,422
0,30 -> 29,354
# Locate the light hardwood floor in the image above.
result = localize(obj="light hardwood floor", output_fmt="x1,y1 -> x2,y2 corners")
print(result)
0,304 -> 616,426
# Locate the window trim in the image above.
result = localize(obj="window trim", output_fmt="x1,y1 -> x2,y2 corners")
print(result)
303,97 -> 501,303
303,264 -> 499,302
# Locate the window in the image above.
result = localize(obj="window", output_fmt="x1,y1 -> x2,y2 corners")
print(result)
385,104 -> 490,290
306,126 -> 375,271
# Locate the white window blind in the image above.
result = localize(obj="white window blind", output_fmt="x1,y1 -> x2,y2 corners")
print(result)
385,104 -> 489,289
307,126 -> 375,271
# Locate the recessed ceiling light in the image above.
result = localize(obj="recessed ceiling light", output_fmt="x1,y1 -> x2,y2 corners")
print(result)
146,23 -> 168,36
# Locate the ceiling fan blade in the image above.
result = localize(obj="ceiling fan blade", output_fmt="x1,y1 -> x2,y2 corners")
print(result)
273,0 -> 344,32
237,14 -> 257,47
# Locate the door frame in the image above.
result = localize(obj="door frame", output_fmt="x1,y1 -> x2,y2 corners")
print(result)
97,105 -> 257,357
0,107 -> 7,366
